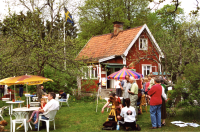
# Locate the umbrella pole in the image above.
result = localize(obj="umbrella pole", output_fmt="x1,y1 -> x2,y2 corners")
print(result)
96,85 -> 101,112
26,85 -> 28,93
14,85 -> 16,100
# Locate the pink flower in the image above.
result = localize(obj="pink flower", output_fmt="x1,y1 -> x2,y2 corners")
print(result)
110,89 -> 112,91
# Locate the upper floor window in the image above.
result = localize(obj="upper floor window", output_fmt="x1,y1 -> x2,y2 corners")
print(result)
139,38 -> 148,50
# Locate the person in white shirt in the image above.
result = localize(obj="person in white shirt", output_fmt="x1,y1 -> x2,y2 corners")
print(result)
33,92 -> 59,131
115,79 -> 121,97
119,75 -> 131,107
118,98 -> 138,131
160,79 -> 168,126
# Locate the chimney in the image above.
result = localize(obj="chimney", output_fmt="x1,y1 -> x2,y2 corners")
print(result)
113,21 -> 124,36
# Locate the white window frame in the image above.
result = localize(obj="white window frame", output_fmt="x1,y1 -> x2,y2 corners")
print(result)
82,65 -> 98,79
139,38 -> 148,50
142,64 -> 152,77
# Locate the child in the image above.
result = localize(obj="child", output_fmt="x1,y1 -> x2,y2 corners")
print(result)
59,90 -> 67,99
27,98 -> 47,124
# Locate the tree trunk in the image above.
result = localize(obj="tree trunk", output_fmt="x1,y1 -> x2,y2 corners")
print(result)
77,76 -> 81,96
36,85 -> 43,102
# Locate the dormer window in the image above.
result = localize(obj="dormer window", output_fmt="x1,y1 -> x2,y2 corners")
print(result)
139,38 -> 148,50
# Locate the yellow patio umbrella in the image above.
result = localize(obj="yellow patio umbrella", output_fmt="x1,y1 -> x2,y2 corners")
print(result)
2,75 -> 53,86
0,75 -> 53,98
0,77 -> 13,85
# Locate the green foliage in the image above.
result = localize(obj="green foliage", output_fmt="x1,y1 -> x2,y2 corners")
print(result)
0,1 -> 85,98
43,66 -> 78,94
81,79 -> 97,93
169,63 -> 200,108
81,95 -> 96,102
78,0 -> 150,40
166,90 -> 176,108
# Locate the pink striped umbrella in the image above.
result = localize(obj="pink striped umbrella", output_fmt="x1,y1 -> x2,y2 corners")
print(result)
107,67 -> 143,80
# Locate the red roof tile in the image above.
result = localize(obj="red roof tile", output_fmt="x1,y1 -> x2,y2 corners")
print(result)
76,25 -> 143,61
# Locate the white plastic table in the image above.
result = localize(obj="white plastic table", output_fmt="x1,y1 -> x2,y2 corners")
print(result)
12,107 -> 40,131
32,97 -> 38,102
6,101 -> 24,115
30,102 -> 40,107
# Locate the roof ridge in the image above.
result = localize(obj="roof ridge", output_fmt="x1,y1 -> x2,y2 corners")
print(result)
92,25 -> 144,38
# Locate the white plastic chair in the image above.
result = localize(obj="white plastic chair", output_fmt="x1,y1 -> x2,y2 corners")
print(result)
11,111 -> 27,132
59,94 -> 69,107
37,110 -> 58,132
55,94 -> 59,101
104,98 -> 112,112
0,106 -> 7,120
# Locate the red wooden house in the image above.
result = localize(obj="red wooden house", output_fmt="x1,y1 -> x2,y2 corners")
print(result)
76,22 -> 164,91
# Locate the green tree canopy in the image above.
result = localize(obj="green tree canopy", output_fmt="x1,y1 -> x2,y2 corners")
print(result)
78,0 -> 150,41
0,0 -> 84,99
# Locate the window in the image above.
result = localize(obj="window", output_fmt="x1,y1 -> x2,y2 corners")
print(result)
142,65 -> 152,77
91,66 -> 98,78
139,38 -> 148,50
82,65 -> 98,79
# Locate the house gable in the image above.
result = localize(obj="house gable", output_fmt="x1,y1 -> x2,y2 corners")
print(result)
126,30 -> 161,76
123,24 -> 164,58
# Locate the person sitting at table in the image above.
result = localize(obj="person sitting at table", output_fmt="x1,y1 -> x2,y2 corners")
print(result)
32,92 -> 59,131
59,89 -> 67,99
101,93 -> 122,116
8,87 -> 11,93
27,98 -> 47,124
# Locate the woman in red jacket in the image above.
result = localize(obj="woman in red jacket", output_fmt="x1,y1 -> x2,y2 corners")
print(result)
148,76 -> 162,129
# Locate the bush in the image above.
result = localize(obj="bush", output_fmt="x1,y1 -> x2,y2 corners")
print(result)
169,63 -> 200,108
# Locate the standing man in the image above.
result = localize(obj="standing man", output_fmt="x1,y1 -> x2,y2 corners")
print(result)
19,85 -> 24,97
128,77 -> 138,119
115,79 -> 121,97
119,79 -> 124,87
33,92 -> 59,131
119,75 -> 131,107
41,85 -> 46,95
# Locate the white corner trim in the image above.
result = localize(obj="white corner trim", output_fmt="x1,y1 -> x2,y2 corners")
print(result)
123,24 -> 164,58
121,55 -> 126,65
99,63 -> 101,83
98,55 -> 115,63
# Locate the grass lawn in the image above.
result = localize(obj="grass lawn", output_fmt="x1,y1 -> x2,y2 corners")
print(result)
1,96 -> 200,131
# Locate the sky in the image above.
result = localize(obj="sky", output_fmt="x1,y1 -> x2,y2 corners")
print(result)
0,0 -> 198,22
